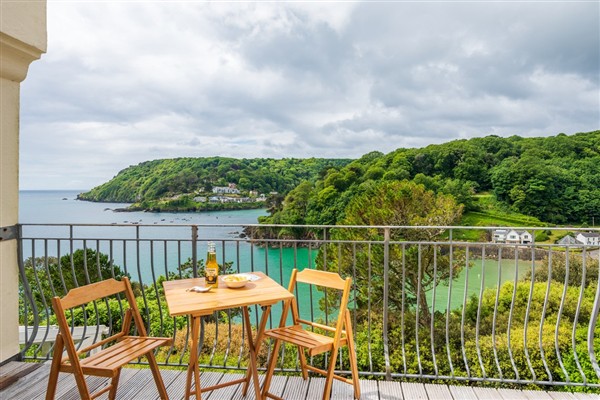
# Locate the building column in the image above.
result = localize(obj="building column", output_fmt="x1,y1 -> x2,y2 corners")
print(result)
0,1 -> 46,363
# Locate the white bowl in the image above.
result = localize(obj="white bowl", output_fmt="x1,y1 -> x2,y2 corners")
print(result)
222,274 -> 249,288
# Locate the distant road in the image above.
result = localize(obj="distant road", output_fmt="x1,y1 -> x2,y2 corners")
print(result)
590,250 -> 599,260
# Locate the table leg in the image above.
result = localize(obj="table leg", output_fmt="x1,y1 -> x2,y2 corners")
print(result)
186,316 -> 202,400
241,305 -> 271,399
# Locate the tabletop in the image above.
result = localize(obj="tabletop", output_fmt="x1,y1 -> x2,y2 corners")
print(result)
162,272 -> 294,318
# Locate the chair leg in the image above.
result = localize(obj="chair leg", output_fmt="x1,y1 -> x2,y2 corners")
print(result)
108,368 -> 122,400
261,338 -> 283,400
345,311 -> 361,399
146,350 -> 169,399
298,347 -> 309,380
45,335 -> 64,400
322,347 -> 340,400
72,368 -> 92,400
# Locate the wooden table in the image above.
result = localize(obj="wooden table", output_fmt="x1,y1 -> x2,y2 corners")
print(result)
163,272 -> 294,400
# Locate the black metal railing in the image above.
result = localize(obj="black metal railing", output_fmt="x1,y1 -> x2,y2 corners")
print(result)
17,223 -> 600,390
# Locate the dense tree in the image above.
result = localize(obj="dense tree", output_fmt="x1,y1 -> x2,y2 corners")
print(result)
322,180 -> 465,327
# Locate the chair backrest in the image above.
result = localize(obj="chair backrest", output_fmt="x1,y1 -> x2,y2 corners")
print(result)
51,277 -> 146,359
286,268 -> 352,337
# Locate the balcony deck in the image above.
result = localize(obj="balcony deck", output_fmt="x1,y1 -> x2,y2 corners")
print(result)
1,362 -> 598,400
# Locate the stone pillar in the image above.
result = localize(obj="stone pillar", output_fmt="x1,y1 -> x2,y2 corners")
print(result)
0,1 -> 46,362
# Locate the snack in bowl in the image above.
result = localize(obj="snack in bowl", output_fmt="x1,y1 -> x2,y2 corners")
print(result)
222,274 -> 250,288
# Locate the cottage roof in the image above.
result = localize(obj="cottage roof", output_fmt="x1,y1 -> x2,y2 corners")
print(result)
579,232 -> 600,238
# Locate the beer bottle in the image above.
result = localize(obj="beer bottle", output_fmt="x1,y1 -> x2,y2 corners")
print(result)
205,242 -> 219,288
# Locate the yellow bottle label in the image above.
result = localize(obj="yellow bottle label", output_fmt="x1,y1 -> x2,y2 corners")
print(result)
205,253 -> 219,287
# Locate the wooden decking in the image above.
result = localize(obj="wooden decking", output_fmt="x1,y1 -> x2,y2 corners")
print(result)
1,361 -> 598,400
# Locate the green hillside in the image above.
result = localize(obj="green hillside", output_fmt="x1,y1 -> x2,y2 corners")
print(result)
79,157 -> 351,203
261,130 -> 600,229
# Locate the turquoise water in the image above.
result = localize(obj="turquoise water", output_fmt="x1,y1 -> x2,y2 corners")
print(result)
19,190 -> 321,323
428,258 -> 532,311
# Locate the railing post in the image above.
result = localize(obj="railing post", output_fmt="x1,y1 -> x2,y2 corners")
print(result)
589,264 -> 600,379
192,225 -> 198,278
17,224 -> 35,358
383,227 -> 391,380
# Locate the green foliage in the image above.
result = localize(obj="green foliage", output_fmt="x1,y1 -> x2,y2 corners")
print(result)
21,249 -> 129,324
524,252 -> 599,288
322,181 -> 466,328
78,157 -> 351,203
259,130 -> 600,228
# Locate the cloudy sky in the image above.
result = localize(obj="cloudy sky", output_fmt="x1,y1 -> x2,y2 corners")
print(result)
20,1 -> 599,190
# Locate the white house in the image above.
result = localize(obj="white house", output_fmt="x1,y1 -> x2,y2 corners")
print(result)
493,229 -> 532,244
492,229 -> 509,243
576,232 -> 600,246
212,186 -> 240,195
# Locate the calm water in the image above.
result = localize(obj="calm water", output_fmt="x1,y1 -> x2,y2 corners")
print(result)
19,190 -> 320,322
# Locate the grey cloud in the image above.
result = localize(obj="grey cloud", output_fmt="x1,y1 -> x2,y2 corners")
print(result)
18,1 -> 599,189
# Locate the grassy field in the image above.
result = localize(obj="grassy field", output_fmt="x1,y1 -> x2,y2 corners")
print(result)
454,193 -> 551,242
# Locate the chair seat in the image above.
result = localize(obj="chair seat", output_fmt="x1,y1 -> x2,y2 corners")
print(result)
60,336 -> 171,377
265,325 -> 346,356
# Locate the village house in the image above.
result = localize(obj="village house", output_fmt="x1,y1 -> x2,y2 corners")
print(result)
575,232 -> 600,246
492,229 -> 533,244
212,186 -> 241,195
557,235 -> 581,245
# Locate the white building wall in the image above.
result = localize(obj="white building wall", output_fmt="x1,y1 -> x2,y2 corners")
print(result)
0,1 -> 46,362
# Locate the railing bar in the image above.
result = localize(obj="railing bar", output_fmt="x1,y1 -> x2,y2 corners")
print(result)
237,240 -> 244,369
431,243 -> 438,377
445,239 -> 454,378
506,245 -> 520,380
460,245 -> 470,378
475,245 -> 486,378
95,240 -> 109,346
555,247 -> 571,383
492,246 -> 503,380
416,243 -> 423,376
383,228 -> 391,380
540,248 -> 554,382
571,247 -> 587,384
401,242 -> 407,376
348,241 -> 357,370
367,242 -> 373,372
589,252 -> 600,379
523,239 -> 536,382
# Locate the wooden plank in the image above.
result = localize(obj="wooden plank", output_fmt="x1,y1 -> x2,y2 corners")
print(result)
113,368 -> 153,399
229,373 -> 266,400
162,368 -> 199,400
571,393 -> 600,400
281,375 -> 310,400
146,369 -> 183,400
522,389 -> 555,400
401,382 -> 428,400
449,385 -> 480,400
378,380 -> 404,400
548,392 -> 577,400
3,363 -> 51,399
425,383 -> 454,400
267,374 -> 287,400
305,377 -> 326,400
204,372 -> 241,400
472,387 -> 505,400
331,376 -> 355,399
498,388 -> 527,400
358,379 -> 379,400
0,361 -> 42,390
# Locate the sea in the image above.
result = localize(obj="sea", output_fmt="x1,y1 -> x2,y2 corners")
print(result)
19,190 -> 319,322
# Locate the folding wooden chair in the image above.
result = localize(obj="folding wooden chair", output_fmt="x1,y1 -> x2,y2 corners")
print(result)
261,268 -> 360,400
46,277 -> 172,400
